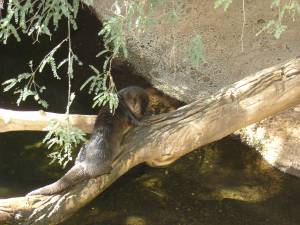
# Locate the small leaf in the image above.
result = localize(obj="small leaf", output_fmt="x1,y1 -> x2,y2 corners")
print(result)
2,78 -> 17,85
80,75 -> 96,91
17,73 -> 32,81
96,49 -> 110,58
3,80 -> 17,92
214,0 -> 233,11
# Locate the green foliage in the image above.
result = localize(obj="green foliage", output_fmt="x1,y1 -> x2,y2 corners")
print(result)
126,0 -> 157,29
43,119 -> 86,168
214,0 -> 233,11
166,8 -> 180,24
1,1 -> 88,167
1,39 -> 68,108
257,0 -> 300,39
99,16 -> 128,58
187,35 -> 207,70
0,0 -> 92,44
97,0 -> 155,60
80,65 -> 119,112
93,89 -> 119,111
82,0 -> 188,111
82,0 -> 158,112
214,0 -> 300,39
148,0 -> 168,8
80,4 -> 127,113
256,20 -> 287,39
2,62 -> 49,108
283,0 -> 300,20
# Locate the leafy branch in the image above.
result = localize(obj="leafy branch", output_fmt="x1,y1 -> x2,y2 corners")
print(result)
43,118 -> 86,168
1,39 -> 68,108
81,0 -> 154,112
257,0 -> 300,39
186,35 -> 207,70
1,0 -> 88,167
0,0 -> 93,44
43,18 -> 86,167
214,0 -> 233,11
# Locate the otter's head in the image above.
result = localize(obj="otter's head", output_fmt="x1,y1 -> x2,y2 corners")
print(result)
118,86 -> 149,121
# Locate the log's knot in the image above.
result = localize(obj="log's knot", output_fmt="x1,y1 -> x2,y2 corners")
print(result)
280,58 -> 300,79
38,110 -> 46,116
281,64 -> 300,79
146,154 -> 178,167
3,115 -> 11,124
227,87 -> 239,102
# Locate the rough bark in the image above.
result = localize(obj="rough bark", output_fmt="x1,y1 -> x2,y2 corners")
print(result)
0,57 -> 300,224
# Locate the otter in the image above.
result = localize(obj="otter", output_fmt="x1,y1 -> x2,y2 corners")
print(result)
27,86 -> 149,196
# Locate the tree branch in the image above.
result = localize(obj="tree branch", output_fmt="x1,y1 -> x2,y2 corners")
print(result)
0,109 -> 96,133
1,57 -> 300,224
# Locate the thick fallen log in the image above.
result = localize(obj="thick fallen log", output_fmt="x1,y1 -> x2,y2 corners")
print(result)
0,57 -> 300,224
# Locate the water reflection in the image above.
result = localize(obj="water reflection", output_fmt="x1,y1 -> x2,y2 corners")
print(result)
2,133 -> 299,224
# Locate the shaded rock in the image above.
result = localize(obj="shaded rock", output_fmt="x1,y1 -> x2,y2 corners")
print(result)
238,106 -> 300,177
91,0 -> 300,176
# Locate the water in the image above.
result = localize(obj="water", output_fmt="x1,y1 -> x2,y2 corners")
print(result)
63,138 -> 300,225
1,135 -> 300,225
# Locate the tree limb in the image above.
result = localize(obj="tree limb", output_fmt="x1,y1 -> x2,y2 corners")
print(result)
0,109 -> 96,133
1,57 -> 300,224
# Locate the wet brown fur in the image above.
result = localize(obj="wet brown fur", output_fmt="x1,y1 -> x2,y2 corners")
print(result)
146,88 -> 182,114
27,86 -> 149,196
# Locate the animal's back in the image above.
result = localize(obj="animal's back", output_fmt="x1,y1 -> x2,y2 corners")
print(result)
27,86 -> 149,196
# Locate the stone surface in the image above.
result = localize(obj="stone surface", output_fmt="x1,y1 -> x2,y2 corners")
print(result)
92,0 -> 300,176
238,106 -> 300,177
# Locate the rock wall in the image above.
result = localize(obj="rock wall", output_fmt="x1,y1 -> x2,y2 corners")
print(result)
91,0 -> 300,176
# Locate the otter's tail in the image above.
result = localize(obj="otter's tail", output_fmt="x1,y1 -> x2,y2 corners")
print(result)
27,164 -> 86,196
